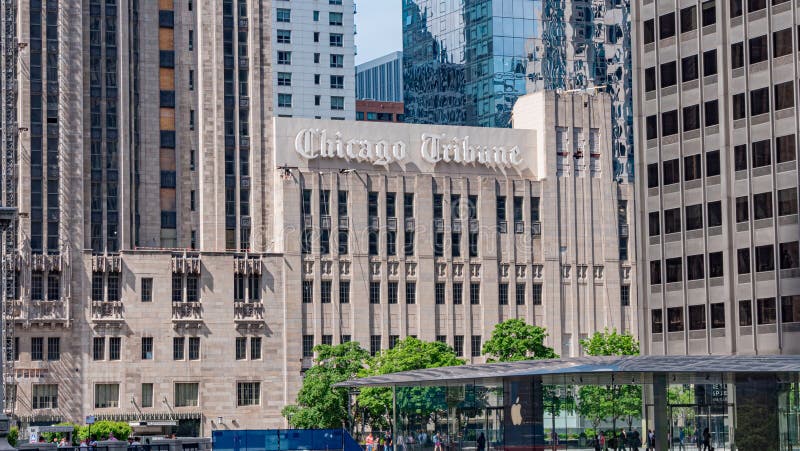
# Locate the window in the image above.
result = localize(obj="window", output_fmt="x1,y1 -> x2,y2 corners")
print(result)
710,303 -> 725,329
668,307 -> 684,332
387,231 -> 396,256
685,204 -> 703,230
330,75 -> 344,89
775,81 -> 795,111
314,32 -> 320,42
470,283 -> 480,305
277,51 -> 291,65
452,232 -> 461,257
782,295 -> 800,323
31,337 -> 43,361
141,337 -> 153,360
453,283 -> 463,305
499,283 -> 509,305
406,283 -> 416,304
733,93 -> 746,120
749,35 -> 768,64
701,0 -> 716,26
739,300 -> 753,326
47,337 -> 59,361
663,159 -> 680,185
680,6 -> 697,32
435,283 -> 445,305
755,244 -> 775,272
388,282 -> 399,304
32,384 -> 58,409
92,273 -> 104,302
236,337 -> 247,360
757,297 -> 776,325
471,336 -> 482,357
777,134 -> 796,163
709,252 -> 723,278
95,384 -> 119,408
278,93 -> 292,108
141,278 -> 152,302
662,110 -> 678,136
109,337 -> 120,361
370,282 -> 380,304
703,50 -> 717,76
174,383 -> 199,407
682,55 -> 698,82
329,12 -> 343,25
780,241 -> 799,269
750,87 -> 770,116
531,283 -> 542,305
645,67 -> 656,92
329,33 -> 343,47
302,335 -> 314,357
753,192 -> 773,220
313,10 -> 320,21
752,139 -> 771,168
659,13 -> 675,39
237,382 -> 260,406
666,257 -> 683,283
779,188 -> 798,216
333,281 -> 349,305
621,285 -> 630,307
708,201 -> 722,227
93,337 -> 104,361
321,280 -> 332,304
388,335 -> 399,349
660,61 -> 677,88
731,42 -> 744,69
649,212 -> 660,237
734,145 -> 748,171
188,337 -> 200,360
453,335 -> 464,357
31,272 -> 43,301
277,72 -> 291,86
652,309 -> 664,333
515,283 -> 525,306
644,19 -> 655,44
277,29 -> 291,44
276,8 -> 290,22
774,28 -> 793,58
706,150 -> 720,176
186,275 -> 199,302
684,154 -> 702,181
331,96 -> 344,110
302,281 -> 313,304
705,101 -> 719,127
370,335 -> 381,356
689,305 -> 706,330
731,0 -> 743,16
405,231 -> 415,256
647,163 -> 659,188
650,260 -> 662,285
330,54 -> 344,68
646,115 -> 658,140
141,383 -> 153,408
664,208 -> 681,234
47,273 -> 59,301
687,254 -> 705,280
738,248 -> 751,274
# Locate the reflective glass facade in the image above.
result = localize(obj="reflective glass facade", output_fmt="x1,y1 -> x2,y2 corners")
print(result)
402,0 -> 633,178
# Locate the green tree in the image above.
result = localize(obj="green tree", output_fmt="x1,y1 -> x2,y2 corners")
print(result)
282,341 -> 370,429
7,427 -> 18,447
577,329 -> 642,431
78,421 -> 132,441
357,337 -> 464,430
481,319 -> 559,362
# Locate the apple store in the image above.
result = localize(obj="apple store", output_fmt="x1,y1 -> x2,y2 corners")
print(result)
338,355 -> 800,451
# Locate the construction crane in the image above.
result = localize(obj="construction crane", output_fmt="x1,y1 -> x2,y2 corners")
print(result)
0,0 -> 18,423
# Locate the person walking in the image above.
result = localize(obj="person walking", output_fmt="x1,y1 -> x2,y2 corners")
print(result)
433,433 -> 442,451
678,428 -> 686,451
366,432 -> 374,451
619,429 -> 628,451
476,432 -> 486,451
701,428 -> 711,451
646,430 -> 655,451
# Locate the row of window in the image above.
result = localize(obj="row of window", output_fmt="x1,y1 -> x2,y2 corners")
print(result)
277,72 -> 345,89
277,51 -> 344,68
301,334 -> 483,358
276,8 -> 344,26
26,381 -> 261,410
277,93 -> 345,110
652,295 -> 800,333
646,151 -> 721,189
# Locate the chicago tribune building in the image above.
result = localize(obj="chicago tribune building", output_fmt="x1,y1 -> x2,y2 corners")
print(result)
1,0 -> 637,427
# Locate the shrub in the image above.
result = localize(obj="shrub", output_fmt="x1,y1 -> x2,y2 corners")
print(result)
7,427 -> 17,447
77,421 -> 132,442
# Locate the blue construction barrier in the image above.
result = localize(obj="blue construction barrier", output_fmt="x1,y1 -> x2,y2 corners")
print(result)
213,429 -> 359,451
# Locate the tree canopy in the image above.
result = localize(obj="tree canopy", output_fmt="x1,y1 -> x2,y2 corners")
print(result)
282,341 -> 370,429
481,319 -> 559,362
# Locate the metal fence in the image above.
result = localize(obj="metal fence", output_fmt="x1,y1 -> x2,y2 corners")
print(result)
212,429 -> 361,451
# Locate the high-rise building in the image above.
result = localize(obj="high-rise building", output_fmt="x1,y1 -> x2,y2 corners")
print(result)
632,0 -> 800,355
272,0 -> 356,119
356,51 -> 404,102
401,0 -> 634,179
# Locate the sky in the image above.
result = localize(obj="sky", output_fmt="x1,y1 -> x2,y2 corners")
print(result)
354,1 -> 403,65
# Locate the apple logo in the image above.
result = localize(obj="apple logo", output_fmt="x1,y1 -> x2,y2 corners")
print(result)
510,396 -> 523,425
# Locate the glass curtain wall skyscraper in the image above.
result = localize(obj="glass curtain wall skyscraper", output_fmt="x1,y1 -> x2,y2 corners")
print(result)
402,0 -> 633,178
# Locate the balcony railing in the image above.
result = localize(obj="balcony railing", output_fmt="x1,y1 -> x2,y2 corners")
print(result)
234,301 -> 264,320
171,254 -> 201,274
92,301 -> 124,321
28,300 -> 67,322
172,302 -> 203,322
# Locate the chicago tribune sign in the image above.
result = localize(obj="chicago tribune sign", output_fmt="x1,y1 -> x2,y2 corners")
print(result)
294,128 -> 523,169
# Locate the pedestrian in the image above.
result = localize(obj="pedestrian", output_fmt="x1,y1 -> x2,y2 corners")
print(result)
599,432 -> 605,450
646,430 -> 655,451
79,439 -> 88,449
620,429 -> 627,451
434,433 -> 442,451
385,432 -> 392,451
631,430 -> 640,451
594,433 -> 602,451
702,428 -> 711,451
678,428 -> 686,450
366,432 -> 375,451
477,432 -> 486,451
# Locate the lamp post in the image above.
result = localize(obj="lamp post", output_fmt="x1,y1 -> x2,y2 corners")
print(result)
0,206 -> 18,450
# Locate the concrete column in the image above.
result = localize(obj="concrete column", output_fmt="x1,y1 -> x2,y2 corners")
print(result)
653,374 -> 669,451
734,374 -> 779,450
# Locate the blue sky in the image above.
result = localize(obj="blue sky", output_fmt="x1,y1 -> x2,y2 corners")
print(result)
354,1 -> 402,65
